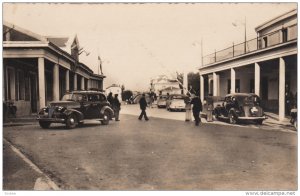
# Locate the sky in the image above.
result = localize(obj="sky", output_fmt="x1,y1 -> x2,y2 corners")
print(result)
3,3 -> 297,91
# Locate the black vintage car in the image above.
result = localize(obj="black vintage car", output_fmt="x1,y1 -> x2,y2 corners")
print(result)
213,93 -> 267,124
37,91 -> 114,129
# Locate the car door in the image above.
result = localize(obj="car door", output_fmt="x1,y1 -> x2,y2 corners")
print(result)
85,94 -> 101,119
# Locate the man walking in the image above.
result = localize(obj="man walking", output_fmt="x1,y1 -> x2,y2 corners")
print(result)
190,94 -> 202,126
112,94 -> 121,121
138,94 -> 149,121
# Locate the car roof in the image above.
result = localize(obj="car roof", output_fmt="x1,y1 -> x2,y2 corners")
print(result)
67,90 -> 105,95
226,93 -> 257,97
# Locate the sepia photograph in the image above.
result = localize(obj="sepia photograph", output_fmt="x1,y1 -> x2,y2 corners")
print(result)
2,2 -> 297,193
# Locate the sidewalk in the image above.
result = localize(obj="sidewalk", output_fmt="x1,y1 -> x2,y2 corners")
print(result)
121,104 -> 296,132
3,115 -> 37,127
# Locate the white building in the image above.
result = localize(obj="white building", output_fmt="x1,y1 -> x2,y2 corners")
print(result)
150,75 -> 181,95
199,9 -> 297,121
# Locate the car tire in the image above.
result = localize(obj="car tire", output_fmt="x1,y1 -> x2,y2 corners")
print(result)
294,120 -> 297,129
66,114 -> 78,129
101,111 -> 110,125
214,110 -> 220,120
229,111 -> 237,124
39,121 -> 51,129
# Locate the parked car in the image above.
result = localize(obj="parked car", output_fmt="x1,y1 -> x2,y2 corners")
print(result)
290,108 -> 297,129
37,90 -> 114,129
166,94 -> 187,112
157,95 -> 169,108
213,93 -> 266,124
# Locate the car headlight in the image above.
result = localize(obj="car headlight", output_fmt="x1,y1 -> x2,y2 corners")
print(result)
39,108 -> 48,115
57,106 -> 65,112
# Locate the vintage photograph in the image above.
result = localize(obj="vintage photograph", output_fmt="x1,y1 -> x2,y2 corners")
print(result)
2,2 -> 297,192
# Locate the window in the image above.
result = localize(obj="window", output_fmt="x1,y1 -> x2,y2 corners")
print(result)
263,37 -> 268,48
282,28 -> 288,43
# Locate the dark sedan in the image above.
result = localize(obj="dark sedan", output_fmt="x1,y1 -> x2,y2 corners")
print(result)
213,93 -> 267,124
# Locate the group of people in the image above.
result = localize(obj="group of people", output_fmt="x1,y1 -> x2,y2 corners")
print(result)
107,93 -> 121,121
107,92 -> 203,126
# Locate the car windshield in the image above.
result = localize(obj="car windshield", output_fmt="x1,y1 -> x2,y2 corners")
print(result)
234,95 -> 261,106
159,96 -> 168,100
61,93 -> 85,101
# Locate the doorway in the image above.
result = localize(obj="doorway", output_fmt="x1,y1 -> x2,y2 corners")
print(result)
29,74 -> 37,113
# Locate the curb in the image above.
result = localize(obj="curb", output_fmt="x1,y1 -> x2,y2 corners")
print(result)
3,138 -> 60,190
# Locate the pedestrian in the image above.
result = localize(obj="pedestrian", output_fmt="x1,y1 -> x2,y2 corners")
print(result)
184,93 -> 192,122
138,94 -> 149,121
112,94 -> 121,121
190,94 -> 202,126
107,92 -> 113,105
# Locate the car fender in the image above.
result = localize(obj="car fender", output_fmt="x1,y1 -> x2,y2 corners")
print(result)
63,109 -> 84,122
100,106 -> 114,117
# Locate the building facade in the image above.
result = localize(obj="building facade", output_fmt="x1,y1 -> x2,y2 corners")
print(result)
150,75 -> 181,95
199,9 -> 297,121
3,22 -> 105,116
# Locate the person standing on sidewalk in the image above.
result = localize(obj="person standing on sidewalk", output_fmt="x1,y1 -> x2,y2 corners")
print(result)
190,95 -> 202,126
107,92 -> 113,105
112,94 -> 121,121
184,93 -> 192,122
138,94 -> 149,121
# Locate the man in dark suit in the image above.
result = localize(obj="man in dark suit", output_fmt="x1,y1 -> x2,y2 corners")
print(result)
138,94 -> 149,121
112,94 -> 121,121
190,95 -> 202,126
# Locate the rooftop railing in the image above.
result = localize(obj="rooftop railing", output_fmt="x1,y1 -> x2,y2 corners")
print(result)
202,24 -> 297,66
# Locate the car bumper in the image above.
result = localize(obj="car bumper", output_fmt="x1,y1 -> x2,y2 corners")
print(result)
37,116 -> 65,123
238,116 -> 267,120
170,106 -> 185,110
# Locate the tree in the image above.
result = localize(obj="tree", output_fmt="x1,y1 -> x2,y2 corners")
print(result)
187,72 -> 200,96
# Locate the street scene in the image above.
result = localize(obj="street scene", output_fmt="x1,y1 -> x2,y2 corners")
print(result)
2,2 -> 298,193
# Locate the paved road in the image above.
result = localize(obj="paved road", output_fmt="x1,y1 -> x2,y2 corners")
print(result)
3,112 -> 297,190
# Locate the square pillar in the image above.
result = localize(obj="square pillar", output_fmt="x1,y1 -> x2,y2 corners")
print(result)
231,68 -> 236,94
279,58 -> 286,121
254,63 -> 260,96
53,64 -> 59,101
200,74 -> 204,102
213,72 -> 219,96
38,57 -> 46,108
65,70 -> 70,92
74,73 -> 77,90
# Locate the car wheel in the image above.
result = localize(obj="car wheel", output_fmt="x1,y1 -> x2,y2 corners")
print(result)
214,110 -> 220,120
101,111 -> 110,125
229,112 -> 237,124
39,121 -> 51,129
66,114 -> 78,129
294,120 -> 297,129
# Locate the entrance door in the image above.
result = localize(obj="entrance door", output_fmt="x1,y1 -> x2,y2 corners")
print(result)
261,77 -> 268,100
29,74 -> 37,113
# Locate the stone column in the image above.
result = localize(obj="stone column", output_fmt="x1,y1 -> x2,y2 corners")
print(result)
65,70 -> 70,92
200,74 -> 204,102
38,57 -> 46,108
213,72 -> 219,96
254,63 -> 260,96
53,64 -> 59,101
231,68 -> 236,94
74,73 -> 77,90
279,58 -> 286,121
